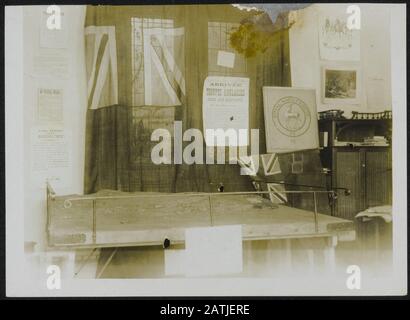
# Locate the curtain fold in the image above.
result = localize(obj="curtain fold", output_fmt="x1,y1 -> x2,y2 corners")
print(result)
83,4 -> 293,195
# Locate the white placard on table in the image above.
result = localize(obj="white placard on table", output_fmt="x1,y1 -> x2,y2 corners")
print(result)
184,225 -> 243,277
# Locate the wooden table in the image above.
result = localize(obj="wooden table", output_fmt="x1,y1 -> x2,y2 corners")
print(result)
46,188 -> 356,277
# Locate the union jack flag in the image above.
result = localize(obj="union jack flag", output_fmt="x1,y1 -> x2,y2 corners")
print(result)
131,18 -> 185,107
85,26 -> 118,110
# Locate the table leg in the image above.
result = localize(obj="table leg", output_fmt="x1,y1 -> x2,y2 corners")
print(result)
283,239 -> 292,272
74,248 -> 97,278
307,249 -> 315,274
324,236 -> 337,273
96,247 -> 118,279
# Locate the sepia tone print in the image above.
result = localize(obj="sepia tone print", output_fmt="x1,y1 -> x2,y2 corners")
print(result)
4,3 -> 407,297
325,69 -> 357,99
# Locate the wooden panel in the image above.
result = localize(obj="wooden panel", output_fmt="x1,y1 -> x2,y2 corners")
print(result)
365,150 -> 392,207
210,195 -> 354,239
48,196 -> 94,246
335,151 -> 365,220
95,193 -> 212,245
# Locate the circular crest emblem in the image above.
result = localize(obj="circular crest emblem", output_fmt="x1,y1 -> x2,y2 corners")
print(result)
272,96 -> 311,137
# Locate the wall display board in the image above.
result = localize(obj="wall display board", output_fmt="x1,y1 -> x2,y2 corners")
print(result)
263,87 -> 319,153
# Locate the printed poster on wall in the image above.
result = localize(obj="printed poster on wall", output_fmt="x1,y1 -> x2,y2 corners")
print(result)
318,13 -> 360,61
32,53 -> 70,78
263,87 -> 319,153
37,88 -> 63,123
40,7 -> 68,48
30,126 -> 72,189
203,76 -> 249,147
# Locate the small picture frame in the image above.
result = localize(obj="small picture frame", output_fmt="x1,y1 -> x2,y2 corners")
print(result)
322,65 -> 361,104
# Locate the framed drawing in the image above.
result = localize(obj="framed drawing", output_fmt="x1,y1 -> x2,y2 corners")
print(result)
322,65 -> 361,104
263,87 -> 319,153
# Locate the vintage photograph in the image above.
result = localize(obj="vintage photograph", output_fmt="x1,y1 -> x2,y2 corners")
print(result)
4,2 -> 407,297
325,69 -> 357,99
322,65 -> 360,104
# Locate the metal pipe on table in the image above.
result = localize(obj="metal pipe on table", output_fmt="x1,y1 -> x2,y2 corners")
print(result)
61,190 -> 336,203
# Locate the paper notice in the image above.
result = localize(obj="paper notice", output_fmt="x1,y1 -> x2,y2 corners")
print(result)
185,225 -> 243,277
203,76 -> 249,147
30,126 -> 72,189
37,88 -> 63,123
217,50 -> 235,68
33,53 -> 69,78
40,8 -> 68,48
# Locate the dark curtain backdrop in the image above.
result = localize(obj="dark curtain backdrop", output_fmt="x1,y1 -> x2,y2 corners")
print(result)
83,5 -> 292,195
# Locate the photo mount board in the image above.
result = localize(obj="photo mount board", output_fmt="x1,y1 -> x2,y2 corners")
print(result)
318,12 -> 360,61
321,64 -> 361,105
263,87 -> 319,153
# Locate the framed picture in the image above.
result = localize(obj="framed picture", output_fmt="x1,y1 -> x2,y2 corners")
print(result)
322,65 -> 361,104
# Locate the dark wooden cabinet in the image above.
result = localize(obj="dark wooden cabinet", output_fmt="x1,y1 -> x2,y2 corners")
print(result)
365,150 -> 392,207
319,119 -> 392,220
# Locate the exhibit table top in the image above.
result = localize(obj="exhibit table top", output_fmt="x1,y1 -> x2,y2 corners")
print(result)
47,189 -> 355,248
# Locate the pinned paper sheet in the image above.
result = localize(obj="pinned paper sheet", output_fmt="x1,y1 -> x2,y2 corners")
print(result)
217,50 -> 235,68
37,88 -> 63,123
185,225 -> 242,277
33,54 -> 69,78
40,8 -> 69,48
30,126 -> 72,189
203,76 -> 249,147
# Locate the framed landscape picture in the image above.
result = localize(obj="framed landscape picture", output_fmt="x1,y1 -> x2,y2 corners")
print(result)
322,65 -> 361,104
